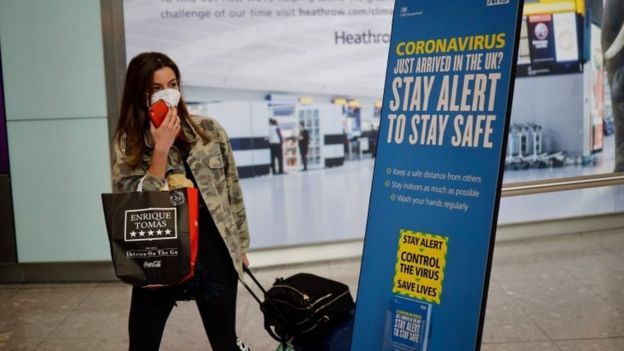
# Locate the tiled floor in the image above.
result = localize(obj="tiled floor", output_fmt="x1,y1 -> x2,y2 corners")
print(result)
1,229 -> 624,350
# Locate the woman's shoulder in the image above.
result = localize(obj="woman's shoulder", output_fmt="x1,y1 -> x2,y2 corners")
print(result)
190,115 -> 226,136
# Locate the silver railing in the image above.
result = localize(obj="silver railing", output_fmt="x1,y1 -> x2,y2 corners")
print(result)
502,172 -> 624,197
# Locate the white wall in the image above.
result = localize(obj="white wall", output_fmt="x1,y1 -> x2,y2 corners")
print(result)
0,0 -> 112,262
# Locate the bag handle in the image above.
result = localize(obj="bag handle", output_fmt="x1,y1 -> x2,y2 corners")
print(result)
136,173 -> 170,192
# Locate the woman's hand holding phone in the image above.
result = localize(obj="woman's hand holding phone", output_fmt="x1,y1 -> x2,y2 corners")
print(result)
150,106 -> 181,154
149,99 -> 169,128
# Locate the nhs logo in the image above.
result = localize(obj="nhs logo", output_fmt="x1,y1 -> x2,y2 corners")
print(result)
487,0 -> 510,6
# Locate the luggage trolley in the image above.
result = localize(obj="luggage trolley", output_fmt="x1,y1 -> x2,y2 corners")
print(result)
526,123 -> 549,168
505,123 -> 519,167
506,123 -> 530,170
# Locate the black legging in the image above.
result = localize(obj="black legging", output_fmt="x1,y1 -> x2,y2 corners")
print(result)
299,145 -> 308,170
270,143 -> 284,174
128,201 -> 239,351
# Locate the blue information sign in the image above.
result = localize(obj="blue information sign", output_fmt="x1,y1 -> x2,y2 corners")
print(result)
352,1 -> 524,350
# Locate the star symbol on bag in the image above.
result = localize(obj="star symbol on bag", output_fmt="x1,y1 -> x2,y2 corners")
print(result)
139,231 -> 145,236
156,229 -> 163,236
165,229 -> 172,235
130,231 -> 137,237
148,230 -> 154,236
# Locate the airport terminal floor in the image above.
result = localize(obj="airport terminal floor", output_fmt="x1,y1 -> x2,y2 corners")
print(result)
1,228 -> 624,351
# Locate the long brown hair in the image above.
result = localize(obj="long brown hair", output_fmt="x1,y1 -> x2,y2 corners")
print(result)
114,52 -> 208,166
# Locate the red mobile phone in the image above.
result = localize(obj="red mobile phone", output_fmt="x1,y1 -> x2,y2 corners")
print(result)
149,99 -> 169,128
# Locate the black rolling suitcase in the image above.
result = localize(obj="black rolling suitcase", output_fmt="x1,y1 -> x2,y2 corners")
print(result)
241,266 -> 355,349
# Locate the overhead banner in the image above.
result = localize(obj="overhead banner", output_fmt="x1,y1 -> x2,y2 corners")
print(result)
352,1 -> 523,350
123,0 -> 394,97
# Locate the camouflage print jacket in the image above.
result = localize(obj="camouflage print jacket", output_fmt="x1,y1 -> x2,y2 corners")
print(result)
112,116 -> 250,277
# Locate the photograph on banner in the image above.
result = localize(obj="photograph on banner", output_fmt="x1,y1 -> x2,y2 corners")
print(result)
123,0 -> 621,249
123,0 -> 396,249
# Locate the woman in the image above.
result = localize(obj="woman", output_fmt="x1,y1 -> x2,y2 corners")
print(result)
112,52 -> 251,351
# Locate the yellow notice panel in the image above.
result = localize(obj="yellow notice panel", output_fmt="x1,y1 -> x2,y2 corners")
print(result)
393,230 -> 448,304
523,1 -> 580,16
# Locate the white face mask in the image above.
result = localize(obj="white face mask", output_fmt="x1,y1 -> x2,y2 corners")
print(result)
150,88 -> 181,107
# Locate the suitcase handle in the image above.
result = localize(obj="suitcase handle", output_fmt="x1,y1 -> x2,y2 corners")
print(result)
240,265 -> 267,305
240,266 -> 291,345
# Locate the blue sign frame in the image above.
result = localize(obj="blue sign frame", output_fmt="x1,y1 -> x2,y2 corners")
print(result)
352,1 -> 524,350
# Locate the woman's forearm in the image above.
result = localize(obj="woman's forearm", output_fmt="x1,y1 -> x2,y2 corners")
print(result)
147,148 -> 169,178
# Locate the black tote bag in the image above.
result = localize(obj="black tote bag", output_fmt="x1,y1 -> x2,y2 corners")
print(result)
101,188 -> 198,287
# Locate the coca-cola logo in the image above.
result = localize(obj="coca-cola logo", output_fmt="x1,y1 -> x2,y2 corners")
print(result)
143,260 -> 162,268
